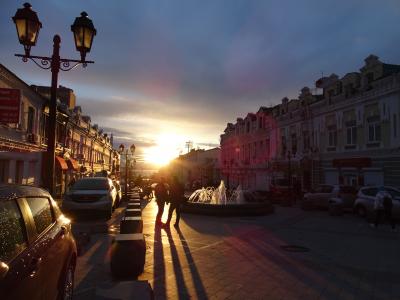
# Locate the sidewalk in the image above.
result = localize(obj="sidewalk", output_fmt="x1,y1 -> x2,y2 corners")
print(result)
139,200 -> 400,299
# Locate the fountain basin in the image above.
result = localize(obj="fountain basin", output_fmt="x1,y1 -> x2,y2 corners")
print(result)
181,201 -> 274,216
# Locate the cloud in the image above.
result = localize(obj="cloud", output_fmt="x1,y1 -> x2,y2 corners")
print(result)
2,0 -> 400,165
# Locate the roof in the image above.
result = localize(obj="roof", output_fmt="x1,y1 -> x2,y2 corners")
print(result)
0,185 -> 51,201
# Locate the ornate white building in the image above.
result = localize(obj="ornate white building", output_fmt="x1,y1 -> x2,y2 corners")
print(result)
220,55 -> 400,191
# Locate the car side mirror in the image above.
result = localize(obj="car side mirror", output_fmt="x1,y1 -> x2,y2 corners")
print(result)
0,261 -> 9,280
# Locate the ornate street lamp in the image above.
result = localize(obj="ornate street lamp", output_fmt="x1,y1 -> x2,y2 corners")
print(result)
71,12 -> 97,62
118,143 -> 136,199
12,3 -> 42,56
12,3 -> 96,195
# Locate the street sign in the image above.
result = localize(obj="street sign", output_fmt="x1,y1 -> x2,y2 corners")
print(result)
0,88 -> 20,123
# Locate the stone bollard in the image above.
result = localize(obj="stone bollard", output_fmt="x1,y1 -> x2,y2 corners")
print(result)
129,199 -> 141,204
127,203 -> 141,209
110,233 -> 146,278
120,216 -> 143,234
125,208 -> 141,217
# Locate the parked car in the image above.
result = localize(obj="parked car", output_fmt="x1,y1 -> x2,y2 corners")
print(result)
327,186 -> 358,215
269,178 -> 294,206
0,185 -> 77,300
63,177 -> 117,219
354,186 -> 400,219
302,185 -> 356,210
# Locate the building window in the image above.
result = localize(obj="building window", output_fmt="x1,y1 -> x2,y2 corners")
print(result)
393,114 -> 397,138
281,136 -> 287,156
303,131 -> 310,151
368,121 -> 381,143
27,107 -> 35,134
328,127 -> 337,147
346,122 -> 357,145
291,134 -> 297,155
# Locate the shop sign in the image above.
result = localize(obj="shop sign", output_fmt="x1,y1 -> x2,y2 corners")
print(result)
0,88 -> 20,123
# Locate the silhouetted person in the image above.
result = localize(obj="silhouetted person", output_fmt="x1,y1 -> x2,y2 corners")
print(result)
68,175 -> 76,190
373,187 -> 395,230
155,177 -> 168,225
166,176 -> 184,228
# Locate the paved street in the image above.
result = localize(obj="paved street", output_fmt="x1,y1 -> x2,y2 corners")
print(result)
73,197 -> 400,300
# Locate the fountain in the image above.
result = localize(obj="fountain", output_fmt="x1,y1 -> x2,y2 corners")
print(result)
181,180 -> 274,216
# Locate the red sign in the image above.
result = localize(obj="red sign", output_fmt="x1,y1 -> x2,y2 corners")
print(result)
0,88 -> 21,123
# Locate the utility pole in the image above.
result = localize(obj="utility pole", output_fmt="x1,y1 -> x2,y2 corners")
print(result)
185,141 -> 193,153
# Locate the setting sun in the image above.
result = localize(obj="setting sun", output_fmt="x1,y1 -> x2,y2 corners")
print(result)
143,134 -> 185,166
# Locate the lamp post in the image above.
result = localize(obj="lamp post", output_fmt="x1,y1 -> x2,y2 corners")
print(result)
118,143 -> 136,200
12,3 -> 96,195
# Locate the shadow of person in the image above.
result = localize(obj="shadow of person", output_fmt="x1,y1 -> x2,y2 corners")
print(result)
163,225 -> 190,299
175,227 -> 207,299
152,223 -> 166,298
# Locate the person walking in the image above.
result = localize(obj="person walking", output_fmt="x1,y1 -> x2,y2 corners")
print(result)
382,189 -> 396,231
68,175 -> 76,190
373,187 -> 395,230
154,177 -> 168,225
165,176 -> 185,228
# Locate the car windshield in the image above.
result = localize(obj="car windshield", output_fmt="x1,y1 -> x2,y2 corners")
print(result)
72,179 -> 110,190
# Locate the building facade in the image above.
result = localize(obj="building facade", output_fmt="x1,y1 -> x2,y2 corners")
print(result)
167,148 -> 221,190
0,64 -> 46,186
0,64 -> 119,197
220,55 -> 400,191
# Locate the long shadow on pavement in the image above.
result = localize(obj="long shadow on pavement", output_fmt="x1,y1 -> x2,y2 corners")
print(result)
152,224 -> 166,299
164,226 -> 190,299
175,227 -> 207,299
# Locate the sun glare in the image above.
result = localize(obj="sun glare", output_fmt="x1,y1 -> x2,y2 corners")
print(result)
144,134 -> 184,166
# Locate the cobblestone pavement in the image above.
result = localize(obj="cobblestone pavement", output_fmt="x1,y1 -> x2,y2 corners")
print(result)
138,199 -> 400,300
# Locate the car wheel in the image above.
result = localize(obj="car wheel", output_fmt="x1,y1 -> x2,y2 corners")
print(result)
61,262 -> 74,300
356,206 -> 366,218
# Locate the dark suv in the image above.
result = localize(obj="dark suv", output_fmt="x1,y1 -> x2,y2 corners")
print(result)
0,185 -> 77,300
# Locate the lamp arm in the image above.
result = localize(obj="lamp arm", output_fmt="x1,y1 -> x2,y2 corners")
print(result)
15,54 -> 52,70
59,58 -> 94,70
15,53 -> 94,71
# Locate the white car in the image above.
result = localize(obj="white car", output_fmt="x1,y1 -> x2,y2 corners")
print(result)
354,186 -> 400,218
63,177 -> 117,219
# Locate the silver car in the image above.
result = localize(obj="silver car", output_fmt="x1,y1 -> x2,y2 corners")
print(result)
62,177 -> 117,219
354,186 -> 400,218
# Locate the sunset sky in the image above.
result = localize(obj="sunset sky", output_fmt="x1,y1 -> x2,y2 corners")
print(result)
1,0 -> 400,167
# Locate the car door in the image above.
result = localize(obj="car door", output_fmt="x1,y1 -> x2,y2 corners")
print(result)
0,198 -> 43,300
24,197 -> 70,300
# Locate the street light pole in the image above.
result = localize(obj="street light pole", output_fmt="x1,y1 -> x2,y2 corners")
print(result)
12,3 -> 96,195
119,143 -> 136,200
46,35 -> 61,194
125,152 -> 129,199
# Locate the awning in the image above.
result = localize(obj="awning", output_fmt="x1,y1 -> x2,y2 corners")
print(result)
55,156 -> 68,170
332,157 -> 371,168
66,158 -> 79,171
